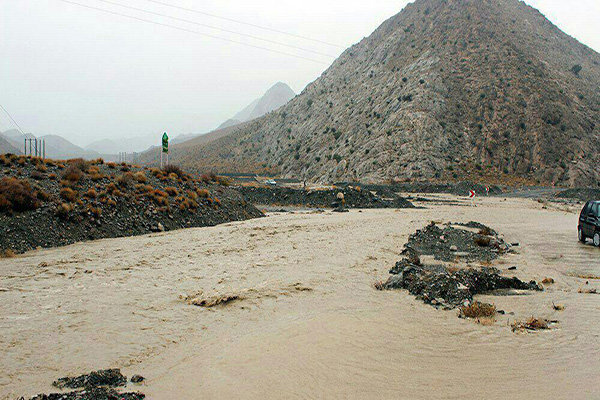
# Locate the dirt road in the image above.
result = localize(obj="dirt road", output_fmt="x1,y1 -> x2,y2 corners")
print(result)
1,196 -> 599,399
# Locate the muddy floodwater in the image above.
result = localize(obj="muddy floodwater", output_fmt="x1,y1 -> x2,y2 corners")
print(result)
1,197 -> 599,399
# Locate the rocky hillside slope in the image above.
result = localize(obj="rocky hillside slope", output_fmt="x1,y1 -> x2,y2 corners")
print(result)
0,155 -> 262,255
167,0 -> 600,186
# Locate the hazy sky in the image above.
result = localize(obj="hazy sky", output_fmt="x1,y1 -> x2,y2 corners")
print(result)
1,0 -> 599,148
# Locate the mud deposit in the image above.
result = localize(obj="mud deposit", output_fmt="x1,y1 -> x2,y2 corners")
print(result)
236,185 -> 414,209
25,369 -> 144,400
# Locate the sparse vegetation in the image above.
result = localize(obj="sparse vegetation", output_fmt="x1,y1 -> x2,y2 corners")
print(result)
0,177 -> 40,212
60,187 -> 78,202
511,317 -> 550,332
459,301 -> 496,319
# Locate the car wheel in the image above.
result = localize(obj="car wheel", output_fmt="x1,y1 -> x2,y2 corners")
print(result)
594,232 -> 600,247
579,227 -> 586,243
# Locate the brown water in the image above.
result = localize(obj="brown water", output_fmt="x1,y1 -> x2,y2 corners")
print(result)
1,197 -> 599,399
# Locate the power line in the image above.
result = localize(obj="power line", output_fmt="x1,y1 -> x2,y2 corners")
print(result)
56,0 -> 331,64
142,0 -> 344,49
91,0 -> 337,58
0,105 -> 26,135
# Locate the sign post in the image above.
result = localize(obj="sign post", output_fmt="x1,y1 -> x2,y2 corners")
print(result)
469,190 -> 476,207
160,132 -> 169,168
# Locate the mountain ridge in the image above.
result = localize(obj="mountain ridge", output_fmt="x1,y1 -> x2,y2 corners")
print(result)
166,0 -> 600,186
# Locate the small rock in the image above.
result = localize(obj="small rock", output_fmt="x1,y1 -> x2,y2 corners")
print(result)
449,245 -> 458,252
130,375 -> 145,383
508,266 -> 517,271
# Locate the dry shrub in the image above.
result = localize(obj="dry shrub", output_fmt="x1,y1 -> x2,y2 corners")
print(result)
135,184 -> 153,193
150,189 -> 169,206
67,158 -> 90,173
60,187 -> 78,202
93,158 -> 104,165
578,288 -> 598,294
36,189 -> 51,202
459,301 -> 497,319
474,235 -> 491,247
87,206 -> 102,218
90,173 -> 105,182
0,177 -> 40,212
214,176 -> 231,186
0,154 -> 10,166
105,182 -> 118,194
187,190 -> 198,201
541,277 -> 555,285
17,158 -> 26,166
552,302 -> 565,311
48,173 -> 57,180
88,165 -> 100,174
107,198 -> 117,207
84,188 -> 97,198
55,203 -> 73,219
62,165 -> 83,183
133,171 -> 147,183
162,164 -> 184,178
165,187 -> 178,196
478,226 -> 493,236
106,162 -> 117,169
31,171 -> 45,180
373,280 -> 386,291
116,172 -> 133,188
150,168 -> 163,178
511,317 -> 549,332
35,163 -> 48,172
196,188 -> 210,198
200,173 -> 217,183
0,249 -> 16,258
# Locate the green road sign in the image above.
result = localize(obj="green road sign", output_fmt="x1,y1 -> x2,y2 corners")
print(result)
162,132 -> 169,153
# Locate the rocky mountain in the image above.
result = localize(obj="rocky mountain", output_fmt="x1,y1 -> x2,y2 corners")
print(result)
169,82 -> 295,146
167,0 -> 600,186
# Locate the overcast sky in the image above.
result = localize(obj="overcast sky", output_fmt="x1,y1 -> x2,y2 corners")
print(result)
1,0 -> 599,148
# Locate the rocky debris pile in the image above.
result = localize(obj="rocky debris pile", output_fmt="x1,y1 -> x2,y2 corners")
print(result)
384,260 -> 541,309
402,222 -> 509,263
379,222 -> 542,310
348,182 -> 503,198
0,155 -> 263,254
554,188 -> 600,202
236,185 -> 414,209
53,369 -> 127,389
24,369 -> 144,400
